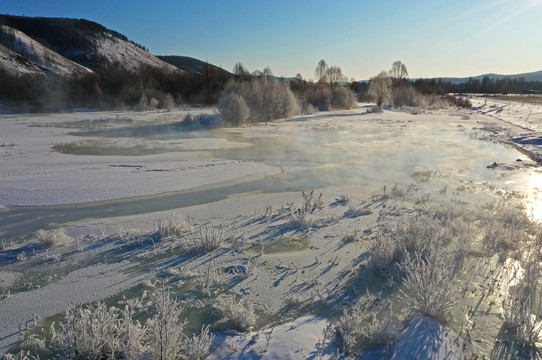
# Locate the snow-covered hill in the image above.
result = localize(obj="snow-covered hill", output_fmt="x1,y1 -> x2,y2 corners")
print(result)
0,25 -> 93,78
0,42 -> 43,77
0,15 -> 184,75
92,31 -> 181,73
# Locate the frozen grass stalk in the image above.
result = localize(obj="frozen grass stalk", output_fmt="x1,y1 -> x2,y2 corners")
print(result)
186,226 -> 225,253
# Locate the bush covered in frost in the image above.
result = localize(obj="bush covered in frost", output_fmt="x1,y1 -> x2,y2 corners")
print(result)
305,86 -> 356,111
218,77 -> 299,125
49,288 -> 214,360
217,93 -> 250,125
399,251 -> 458,321
35,228 -> 72,248
214,295 -> 257,332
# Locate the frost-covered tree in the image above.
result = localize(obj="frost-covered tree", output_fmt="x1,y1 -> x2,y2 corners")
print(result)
314,59 -> 329,83
218,78 -> 299,125
218,89 -> 251,125
233,62 -> 250,80
326,66 -> 346,85
262,66 -> 273,78
146,288 -> 187,360
389,60 -> 409,81
49,288 -> 215,360
368,71 -> 392,111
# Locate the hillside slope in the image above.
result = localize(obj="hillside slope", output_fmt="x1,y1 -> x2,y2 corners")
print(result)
0,42 -> 43,77
0,25 -> 93,78
0,15 -> 181,74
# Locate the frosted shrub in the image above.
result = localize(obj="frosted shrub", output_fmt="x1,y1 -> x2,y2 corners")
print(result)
362,315 -> 401,348
392,213 -> 452,261
302,190 -> 324,213
217,93 -> 250,125
185,325 -> 215,360
368,71 -> 392,111
186,227 -> 225,253
481,204 -> 530,254
35,228 -> 72,248
306,86 -> 356,111
301,102 -> 318,115
369,232 -> 396,272
218,78 -> 299,125
330,86 -> 357,110
392,84 -> 422,107
2,351 -> 40,360
289,190 -> 324,229
342,228 -> 361,243
156,217 -> 188,242
119,305 -> 147,357
215,295 -> 257,332
116,226 -> 143,245
51,302 -> 124,359
195,260 -> 225,296
399,251 -> 457,321
146,288 -> 187,360
48,289 -> 215,360
307,87 -> 332,110
444,95 -> 472,108
163,93 -> 175,111
149,97 -> 159,110
334,306 -> 364,354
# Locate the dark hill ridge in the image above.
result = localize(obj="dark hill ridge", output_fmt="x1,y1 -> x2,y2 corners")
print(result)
158,55 -> 231,77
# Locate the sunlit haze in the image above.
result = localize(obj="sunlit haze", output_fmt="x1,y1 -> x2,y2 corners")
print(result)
2,0 -> 542,79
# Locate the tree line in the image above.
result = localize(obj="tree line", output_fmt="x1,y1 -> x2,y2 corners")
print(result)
2,56 -> 541,113
412,76 -> 542,95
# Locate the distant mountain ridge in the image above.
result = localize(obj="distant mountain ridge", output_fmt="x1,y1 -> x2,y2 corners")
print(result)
421,70 -> 542,84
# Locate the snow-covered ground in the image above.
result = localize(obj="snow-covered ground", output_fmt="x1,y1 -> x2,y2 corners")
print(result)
0,109 -> 278,206
1,103 -> 541,358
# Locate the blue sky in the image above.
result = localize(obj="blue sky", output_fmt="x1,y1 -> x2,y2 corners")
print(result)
2,0 -> 542,80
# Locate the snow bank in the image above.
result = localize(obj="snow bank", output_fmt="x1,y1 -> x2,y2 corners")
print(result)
210,316 -> 336,360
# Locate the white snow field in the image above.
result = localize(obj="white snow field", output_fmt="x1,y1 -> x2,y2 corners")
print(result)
1,101 -> 542,358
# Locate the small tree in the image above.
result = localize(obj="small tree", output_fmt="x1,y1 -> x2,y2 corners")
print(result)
368,71 -> 392,111
262,66 -> 273,78
326,66 -> 346,85
314,59 -> 329,83
233,62 -> 250,81
146,288 -> 187,360
389,60 -> 409,81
